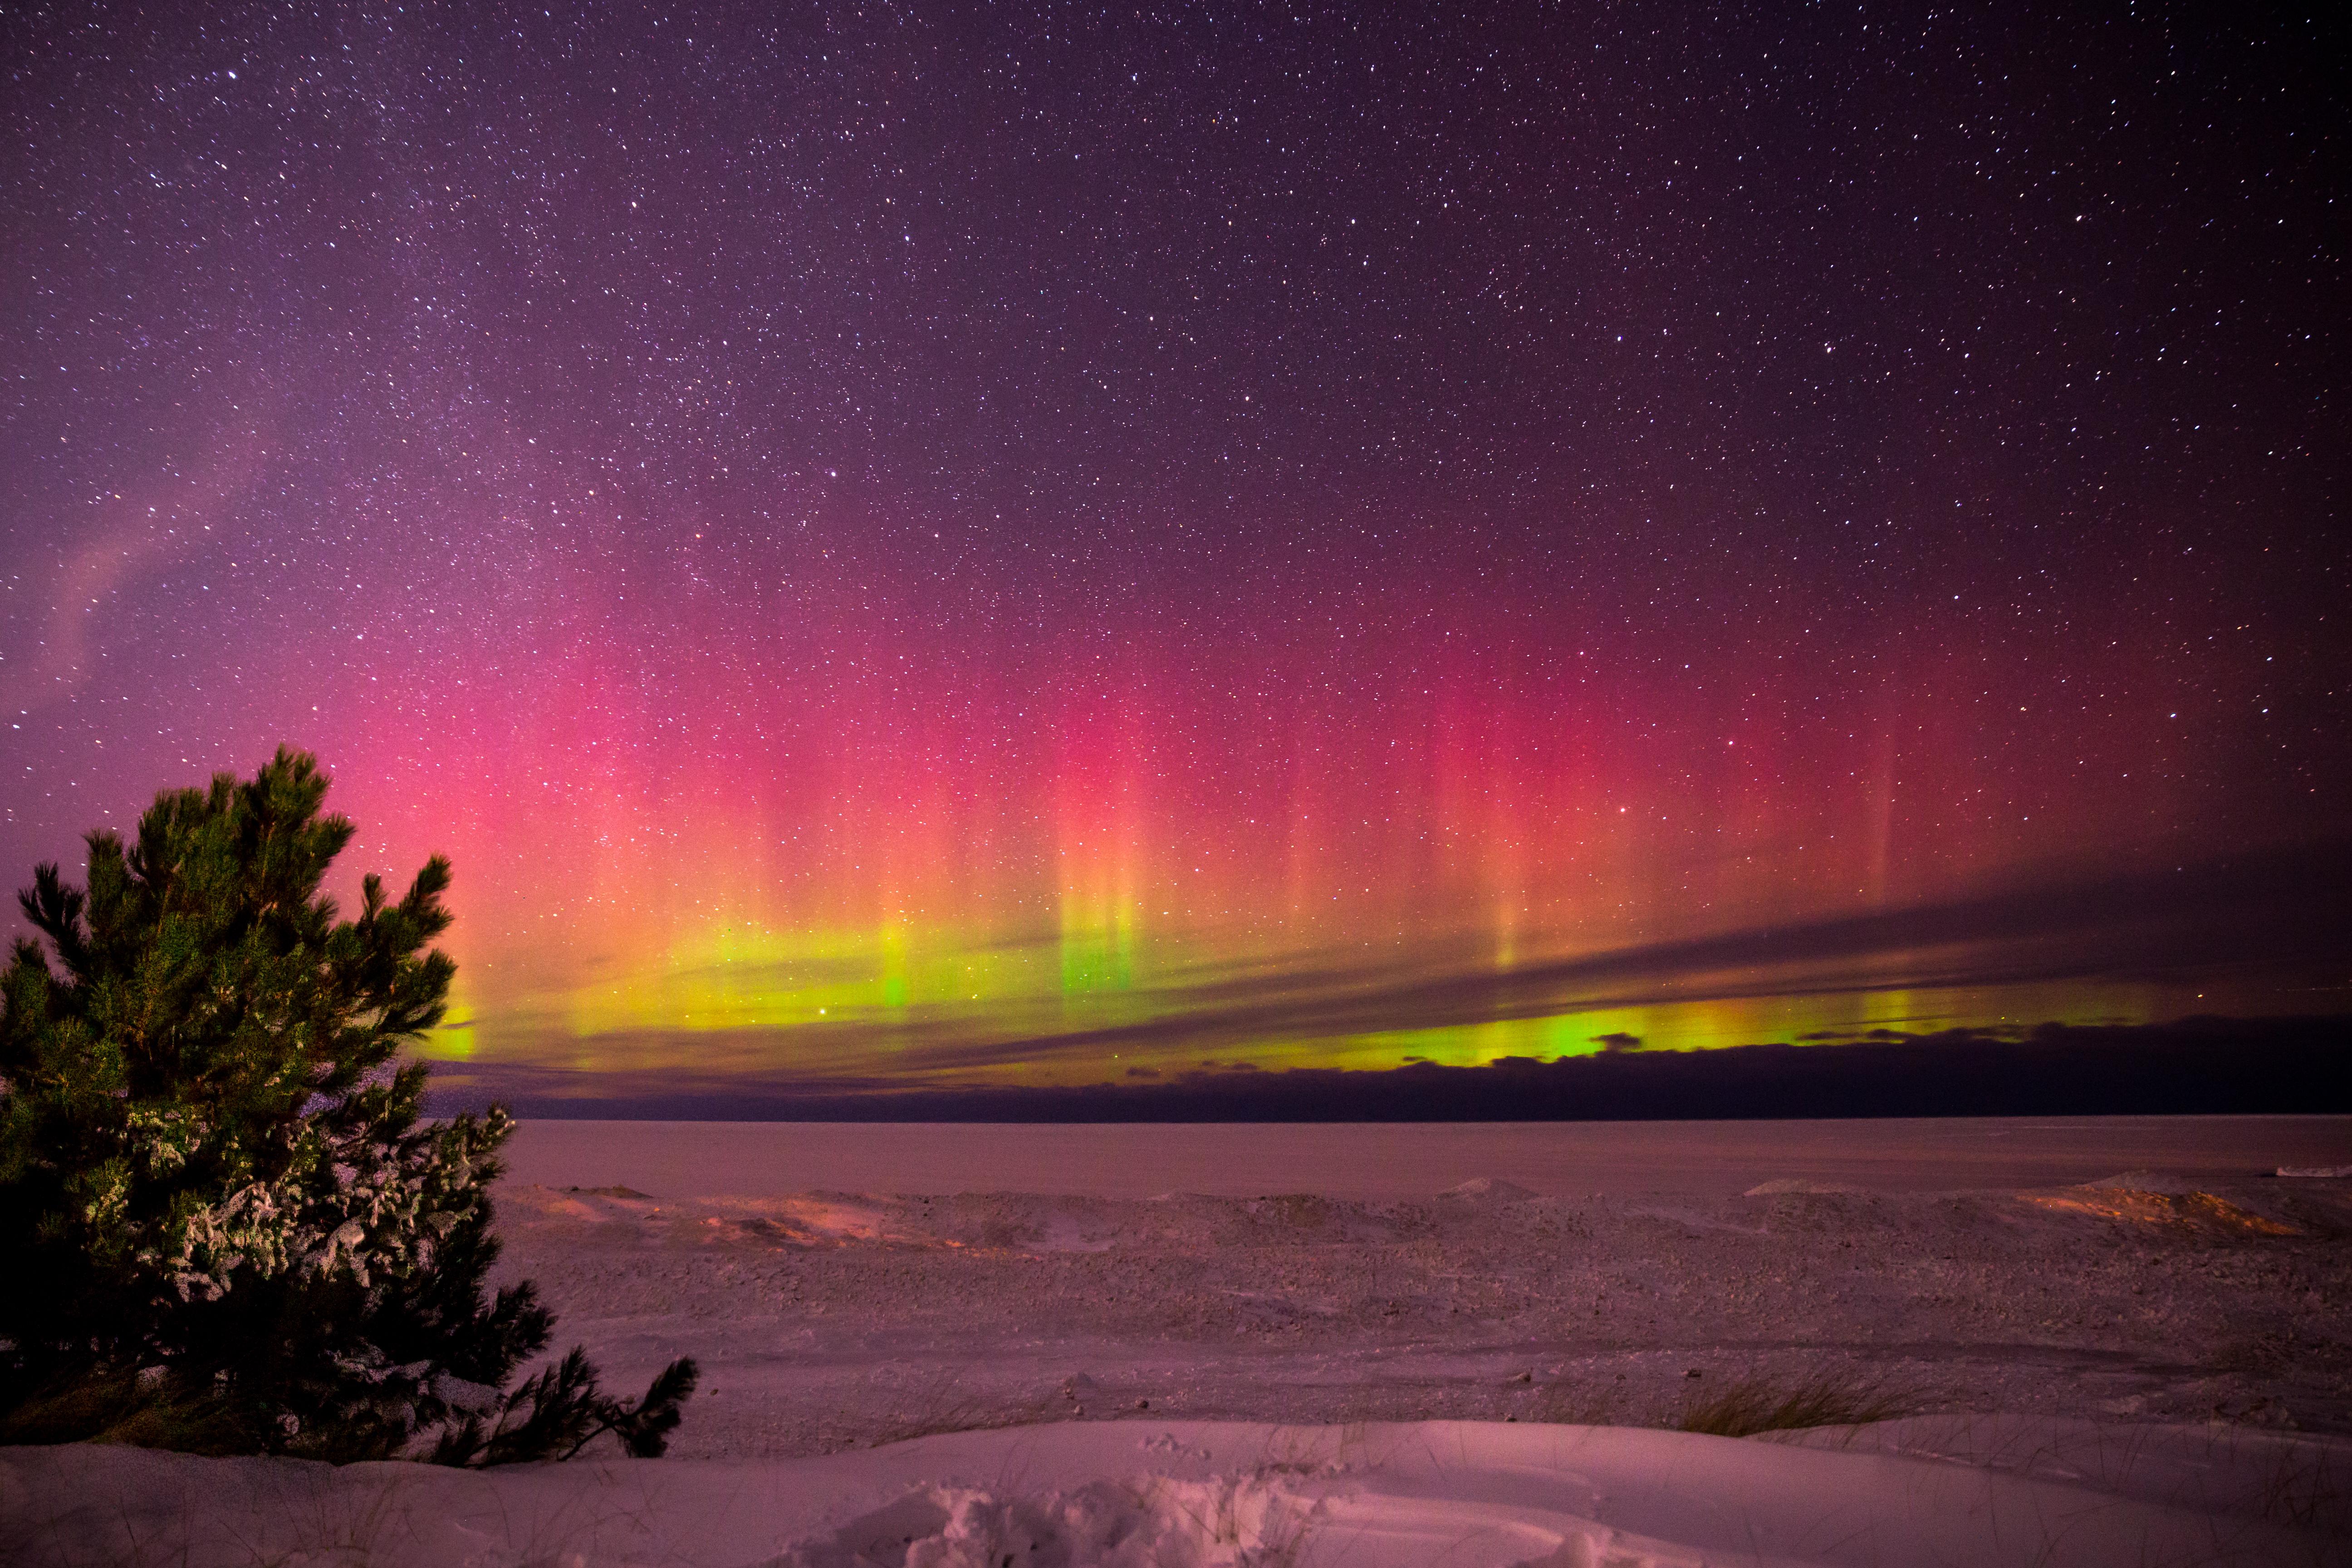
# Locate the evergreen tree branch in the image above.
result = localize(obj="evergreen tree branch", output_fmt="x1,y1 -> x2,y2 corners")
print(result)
0,750 -> 695,1465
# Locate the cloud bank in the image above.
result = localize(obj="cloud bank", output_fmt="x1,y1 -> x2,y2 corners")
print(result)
430,1015 -> 2352,1122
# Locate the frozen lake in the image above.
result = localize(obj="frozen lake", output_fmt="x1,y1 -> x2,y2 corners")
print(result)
500,1113 -> 2352,1199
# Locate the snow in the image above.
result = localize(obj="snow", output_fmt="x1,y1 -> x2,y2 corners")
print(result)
6,1416 -> 2343,1565
7,1118 -> 2351,1566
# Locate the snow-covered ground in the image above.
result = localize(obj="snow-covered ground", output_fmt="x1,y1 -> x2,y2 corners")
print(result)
490,1163 -> 2352,1454
8,1119 -> 2351,1565
8,1414 -> 2347,1565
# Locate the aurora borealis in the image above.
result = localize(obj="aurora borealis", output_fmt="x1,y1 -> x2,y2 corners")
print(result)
2,3 -> 2343,1106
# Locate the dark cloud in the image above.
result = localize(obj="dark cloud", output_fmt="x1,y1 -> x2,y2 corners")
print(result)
429,1015 -> 2352,1122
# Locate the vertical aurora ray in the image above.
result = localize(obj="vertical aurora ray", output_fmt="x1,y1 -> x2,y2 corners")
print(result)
1052,688 -> 1146,1006
260,565 -> 2308,1093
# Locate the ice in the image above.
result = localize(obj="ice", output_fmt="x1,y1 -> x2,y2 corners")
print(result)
495,1114 -> 2352,1200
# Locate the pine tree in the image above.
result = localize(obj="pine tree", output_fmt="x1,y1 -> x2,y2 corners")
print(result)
0,749 -> 695,1462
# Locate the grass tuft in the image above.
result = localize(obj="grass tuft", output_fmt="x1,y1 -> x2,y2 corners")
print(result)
0,1367 -> 260,1455
1676,1369 -> 1907,1438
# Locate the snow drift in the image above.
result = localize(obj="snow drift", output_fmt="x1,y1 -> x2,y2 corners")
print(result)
6,1415 -> 2347,1567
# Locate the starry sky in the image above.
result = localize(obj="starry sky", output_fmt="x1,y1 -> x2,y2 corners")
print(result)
2,1 -> 2343,1104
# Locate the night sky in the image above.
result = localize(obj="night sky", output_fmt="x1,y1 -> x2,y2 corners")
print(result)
3,2 -> 2344,1104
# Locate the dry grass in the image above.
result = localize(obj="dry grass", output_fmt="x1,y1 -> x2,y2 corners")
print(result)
0,1370 -> 259,1456
859,1367 -> 1054,1448
1676,1368 -> 1908,1438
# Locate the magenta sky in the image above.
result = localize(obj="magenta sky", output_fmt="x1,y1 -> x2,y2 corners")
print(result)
3,3 -> 2343,1101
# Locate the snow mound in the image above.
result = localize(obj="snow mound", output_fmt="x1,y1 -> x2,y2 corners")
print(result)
2079,1170 -> 2204,1193
1742,1178 -> 1867,1196
1440,1176 -> 1537,1201
772,1474 -> 1323,1568
2024,1187 -> 2300,1235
